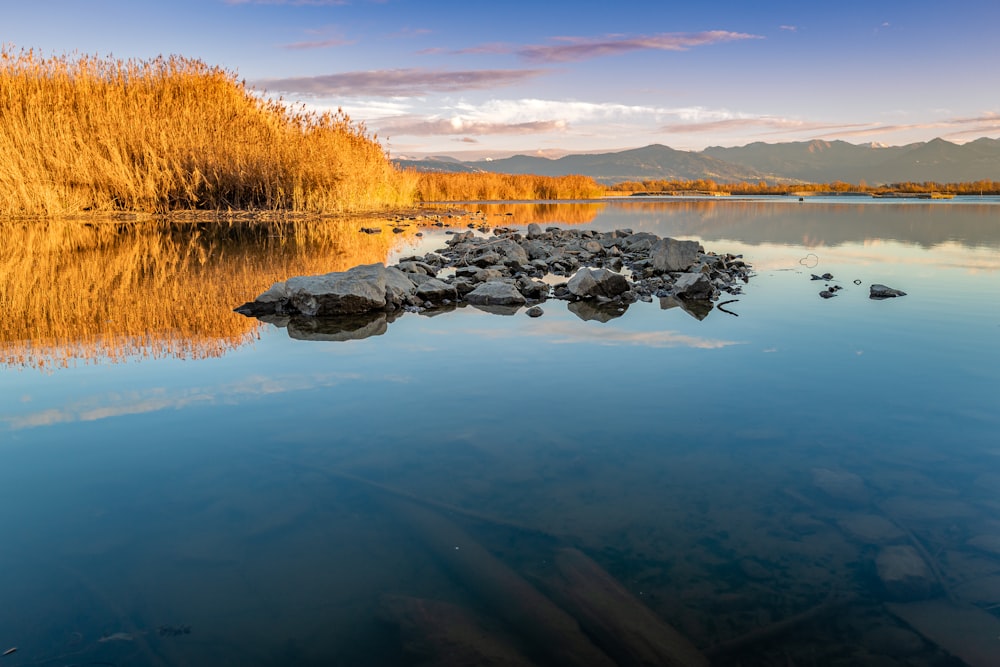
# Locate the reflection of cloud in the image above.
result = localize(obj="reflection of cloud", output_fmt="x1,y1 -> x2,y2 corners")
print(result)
253,68 -> 547,97
461,321 -> 743,349
2,372 -> 378,431
537,322 -> 745,348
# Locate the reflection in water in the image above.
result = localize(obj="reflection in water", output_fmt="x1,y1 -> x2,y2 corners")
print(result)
1,200 -> 999,664
0,216 -> 417,369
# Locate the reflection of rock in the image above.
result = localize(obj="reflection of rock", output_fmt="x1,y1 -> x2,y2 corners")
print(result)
870,284 -> 907,299
876,545 -> 937,601
659,295 -> 712,321
285,312 -> 391,341
568,300 -> 628,322
471,303 -> 522,316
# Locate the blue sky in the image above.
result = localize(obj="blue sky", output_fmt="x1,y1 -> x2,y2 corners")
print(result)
4,0 -> 1000,158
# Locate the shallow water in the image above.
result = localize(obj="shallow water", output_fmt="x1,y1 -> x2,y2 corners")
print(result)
2,198 -> 999,665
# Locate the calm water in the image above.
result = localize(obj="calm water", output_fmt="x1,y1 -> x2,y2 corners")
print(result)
2,198 -> 999,666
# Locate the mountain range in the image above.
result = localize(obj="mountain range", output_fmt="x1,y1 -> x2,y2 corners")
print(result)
394,137 -> 1000,185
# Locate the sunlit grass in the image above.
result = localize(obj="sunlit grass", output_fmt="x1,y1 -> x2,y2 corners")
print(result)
0,216 -> 414,369
414,172 -> 606,202
0,47 -> 418,217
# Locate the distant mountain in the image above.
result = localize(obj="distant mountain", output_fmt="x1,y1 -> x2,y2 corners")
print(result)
395,138 -> 1000,185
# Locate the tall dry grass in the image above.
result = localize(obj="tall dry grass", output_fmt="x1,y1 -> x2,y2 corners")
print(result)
0,216 -> 412,369
0,47 -> 418,216
414,172 -> 605,202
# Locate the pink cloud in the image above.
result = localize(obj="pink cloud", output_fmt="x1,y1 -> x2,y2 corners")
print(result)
378,117 -> 567,136
518,31 -> 762,63
254,68 -> 547,97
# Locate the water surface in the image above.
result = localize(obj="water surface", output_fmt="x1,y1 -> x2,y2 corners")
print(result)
2,199 -> 999,665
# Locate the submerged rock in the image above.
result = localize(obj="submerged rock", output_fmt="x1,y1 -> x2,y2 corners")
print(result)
876,545 -> 938,601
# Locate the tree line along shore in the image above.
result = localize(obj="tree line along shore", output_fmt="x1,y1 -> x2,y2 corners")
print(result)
2,49 -> 996,219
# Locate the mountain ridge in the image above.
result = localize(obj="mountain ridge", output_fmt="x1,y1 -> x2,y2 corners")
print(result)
394,137 -> 1000,185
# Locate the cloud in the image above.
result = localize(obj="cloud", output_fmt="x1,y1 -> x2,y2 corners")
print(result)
819,113 -> 1000,141
377,117 -> 567,136
253,68 -> 547,97
281,37 -> 355,49
779,25 -> 798,32
518,31 -> 762,63
661,114 -> 873,135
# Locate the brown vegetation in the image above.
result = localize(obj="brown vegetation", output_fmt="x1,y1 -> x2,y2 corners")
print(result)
0,216 -> 413,369
607,178 -> 1000,196
0,48 -> 417,217
415,172 -> 605,202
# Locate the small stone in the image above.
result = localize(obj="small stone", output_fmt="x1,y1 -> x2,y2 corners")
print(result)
526,306 -> 544,318
870,284 -> 907,299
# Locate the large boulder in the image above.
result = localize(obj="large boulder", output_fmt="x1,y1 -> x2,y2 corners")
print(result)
566,268 -> 630,299
651,238 -> 703,272
238,263 -> 415,317
465,281 -> 527,307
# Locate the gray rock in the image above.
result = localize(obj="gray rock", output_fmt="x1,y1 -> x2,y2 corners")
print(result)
526,222 -> 544,239
876,545 -> 938,601
466,281 -> 527,307
384,266 -> 418,307
526,306 -> 544,318
416,278 -> 458,302
671,272 -> 715,300
566,268 -> 630,299
837,514 -> 905,544
651,238 -> 703,272
871,284 -> 907,299
620,232 -> 661,252
285,263 -> 389,316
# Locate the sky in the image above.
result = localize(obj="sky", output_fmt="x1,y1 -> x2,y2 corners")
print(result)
4,0 -> 1000,159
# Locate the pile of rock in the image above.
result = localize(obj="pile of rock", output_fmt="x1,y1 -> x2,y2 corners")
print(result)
235,224 -> 752,320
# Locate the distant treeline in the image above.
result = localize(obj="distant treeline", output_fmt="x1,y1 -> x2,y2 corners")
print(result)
414,172 -> 606,201
0,48 -> 417,217
607,179 -> 1000,195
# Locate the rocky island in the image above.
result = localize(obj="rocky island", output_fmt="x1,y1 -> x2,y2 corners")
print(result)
235,223 -> 754,340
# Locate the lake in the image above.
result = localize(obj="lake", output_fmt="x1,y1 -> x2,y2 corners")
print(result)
2,198 -> 999,666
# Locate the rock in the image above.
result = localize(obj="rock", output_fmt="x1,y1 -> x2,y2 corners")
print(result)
620,232 -> 661,252
876,545 -> 937,601
837,514 -> 905,544
384,266 -> 418,308
526,306 -> 544,318
811,468 -> 869,506
967,534 -> 1000,557
870,284 -> 907,299
465,281 -> 527,307
526,222 -> 544,239
650,238 -> 703,272
819,290 -> 837,298
566,268 -> 630,299
285,263 -> 389,316
416,278 -> 458,303
671,272 -> 715,300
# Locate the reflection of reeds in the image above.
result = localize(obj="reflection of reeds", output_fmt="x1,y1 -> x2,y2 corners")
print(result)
451,202 -> 605,226
0,48 -> 417,216
0,216 -> 412,369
